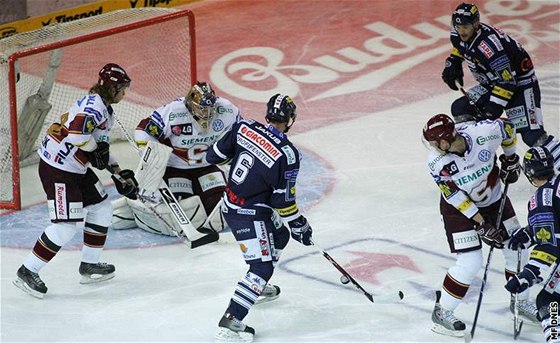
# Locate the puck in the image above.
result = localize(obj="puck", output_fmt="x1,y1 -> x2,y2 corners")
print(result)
340,275 -> 350,284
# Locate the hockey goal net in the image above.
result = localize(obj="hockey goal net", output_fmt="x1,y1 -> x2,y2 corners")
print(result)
0,8 -> 196,210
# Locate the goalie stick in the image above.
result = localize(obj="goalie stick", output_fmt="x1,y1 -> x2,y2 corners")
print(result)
18,49 -> 62,160
312,240 -> 405,304
112,116 -> 218,248
465,181 -> 510,343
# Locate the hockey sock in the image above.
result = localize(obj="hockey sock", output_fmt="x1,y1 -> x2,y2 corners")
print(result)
543,135 -> 560,171
227,271 -> 267,320
441,272 -> 470,311
24,222 -> 77,273
81,223 -> 108,263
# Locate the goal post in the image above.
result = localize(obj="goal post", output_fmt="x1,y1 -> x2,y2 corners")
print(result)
0,8 -> 197,210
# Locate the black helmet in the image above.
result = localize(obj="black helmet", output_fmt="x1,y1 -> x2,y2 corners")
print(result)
452,3 -> 480,26
523,146 -> 555,185
266,94 -> 297,131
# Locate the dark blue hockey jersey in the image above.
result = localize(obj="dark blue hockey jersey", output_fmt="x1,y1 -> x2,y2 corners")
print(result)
206,118 -> 301,221
450,23 -> 535,108
526,175 -> 560,274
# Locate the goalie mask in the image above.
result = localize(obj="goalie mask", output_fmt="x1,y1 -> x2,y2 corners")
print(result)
266,94 -> 297,132
186,81 -> 217,129
523,146 -> 555,186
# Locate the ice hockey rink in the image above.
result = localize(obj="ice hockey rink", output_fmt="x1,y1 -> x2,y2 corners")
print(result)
1,0 -> 559,342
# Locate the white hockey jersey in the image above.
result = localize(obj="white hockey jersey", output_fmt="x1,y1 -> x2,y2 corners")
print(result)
38,93 -> 115,174
134,96 -> 240,169
427,119 -> 517,218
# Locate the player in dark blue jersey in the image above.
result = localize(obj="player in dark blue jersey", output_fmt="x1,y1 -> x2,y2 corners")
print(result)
507,146 -> 560,341
442,3 -> 560,170
207,94 -> 312,342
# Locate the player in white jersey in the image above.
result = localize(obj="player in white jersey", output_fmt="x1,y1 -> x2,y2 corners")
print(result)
423,114 -> 538,337
13,63 -> 138,299
111,81 -> 240,243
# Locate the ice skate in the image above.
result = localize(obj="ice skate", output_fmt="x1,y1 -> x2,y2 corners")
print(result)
255,284 -> 281,305
510,295 -> 540,324
79,262 -> 115,284
215,313 -> 255,342
13,265 -> 47,299
431,291 -> 466,337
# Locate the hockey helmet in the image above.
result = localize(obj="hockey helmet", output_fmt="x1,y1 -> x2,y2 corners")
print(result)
423,114 -> 456,143
266,94 -> 297,131
523,146 -> 555,185
452,3 -> 480,26
186,81 -> 217,129
98,63 -> 131,91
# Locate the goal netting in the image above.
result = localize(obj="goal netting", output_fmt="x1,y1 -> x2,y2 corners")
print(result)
0,8 -> 196,210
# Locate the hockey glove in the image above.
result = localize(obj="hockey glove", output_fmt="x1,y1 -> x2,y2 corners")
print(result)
112,169 -> 138,200
505,265 -> 543,294
476,221 -> 504,248
289,215 -> 313,246
86,142 -> 110,170
499,154 -> 521,184
508,227 -> 534,250
483,101 -> 504,119
441,56 -> 464,91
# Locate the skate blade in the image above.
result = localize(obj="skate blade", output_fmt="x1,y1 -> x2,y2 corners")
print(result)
12,279 -> 45,299
431,323 -> 465,338
79,272 -> 115,284
255,294 -> 280,305
215,328 -> 254,343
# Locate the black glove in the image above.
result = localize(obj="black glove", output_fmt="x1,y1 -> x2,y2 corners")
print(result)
476,221 -> 504,248
505,265 -> 542,294
483,101 -> 503,119
442,56 -> 464,90
508,227 -> 533,250
85,142 -> 110,170
499,154 -> 521,184
289,215 -> 313,246
111,169 -> 138,200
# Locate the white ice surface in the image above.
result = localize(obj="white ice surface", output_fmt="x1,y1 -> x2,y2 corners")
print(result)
2,77 -> 558,342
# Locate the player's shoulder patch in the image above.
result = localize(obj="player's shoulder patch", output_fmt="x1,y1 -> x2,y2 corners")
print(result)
281,145 -> 297,165
542,188 -> 553,207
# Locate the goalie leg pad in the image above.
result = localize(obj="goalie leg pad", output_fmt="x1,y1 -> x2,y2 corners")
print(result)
202,199 -> 227,233
128,199 -> 178,236
111,197 -> 136,230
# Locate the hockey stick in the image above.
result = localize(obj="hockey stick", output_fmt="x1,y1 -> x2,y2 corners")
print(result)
513,247 -> 524,340
465,181 -> 510,342
18,49 -> 62,160
455,80 -> 486,120
312,240 -> 405,304
112,117 -> 218,248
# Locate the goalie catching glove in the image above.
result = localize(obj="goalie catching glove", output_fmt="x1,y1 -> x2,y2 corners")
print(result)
289,215 -> 313,246
111,169 -> 138,200
499,154 -> 520,184
85,141 -> 110,170
441,56 -> 463,91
